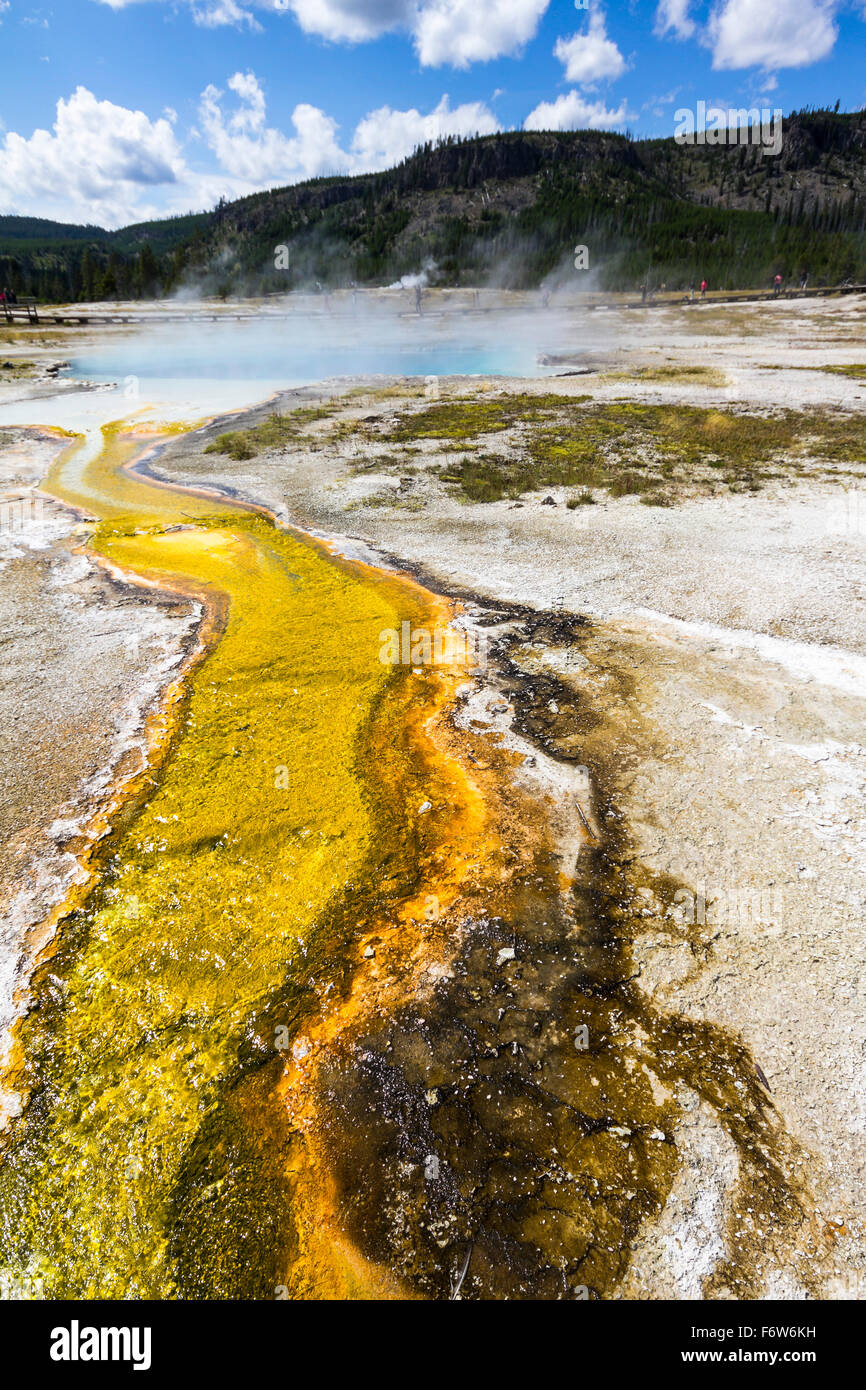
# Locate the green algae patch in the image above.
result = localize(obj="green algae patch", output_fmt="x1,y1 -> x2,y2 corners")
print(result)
0,423 -> 436,1298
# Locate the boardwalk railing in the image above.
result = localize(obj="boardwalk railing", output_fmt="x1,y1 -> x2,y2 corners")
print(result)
2,296 -> 39,324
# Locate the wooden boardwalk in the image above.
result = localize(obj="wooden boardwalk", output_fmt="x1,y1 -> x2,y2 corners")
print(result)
3,282 -> 865,327
2,296 -> 39,324
614,283 -> 866,311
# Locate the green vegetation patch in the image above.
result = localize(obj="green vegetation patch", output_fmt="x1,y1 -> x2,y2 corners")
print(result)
203,394 -> 864,506
380,396 -> 865,503
204,407 -> 332,461
604,364 -> 727,386
0,358 -> 37,377
383,393 -> 575,442
817,364 -> 866,382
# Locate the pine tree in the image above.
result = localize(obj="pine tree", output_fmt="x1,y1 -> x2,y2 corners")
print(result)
131,244 -> 158,298
79,248 -> 96,302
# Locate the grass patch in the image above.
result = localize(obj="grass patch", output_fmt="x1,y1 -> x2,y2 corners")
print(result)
380,396 -> 864,503
816,364 -> 866,382
345,488 -> 424,512
777,364 -> 866,382
383,394 -> 576,443
202,392 -> 865,509
204,407 -> 332,461
603,364 -> 727,386
342,383 -> 425,401
640,491 -> 673,507
0,359 -> 37,377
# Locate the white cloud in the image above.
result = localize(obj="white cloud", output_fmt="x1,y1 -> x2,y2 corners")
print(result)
524,90 -> 632,132
0,73 -> 504,226
413,0 -> 549,68
287,0 -> 409,42
351,94 -> 500,167
0,85 -> 187,226
220,0 -> 551,64
708,0 -> 838,70
4,62 -> 651,230
95,0 -> 288,25
192,0 -> 262,26
198,72 -> 346,180
553,11 -> 627,87
0,1 -> 10,20
199,71 -> 500,178
654,0 -> 696,41
94,0 -> 551,64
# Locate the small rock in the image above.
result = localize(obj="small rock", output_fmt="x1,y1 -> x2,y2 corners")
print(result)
418,800 -> 432,813
542,495 -> 556,505
363,945 -> 375,958
496,946 -> 516,965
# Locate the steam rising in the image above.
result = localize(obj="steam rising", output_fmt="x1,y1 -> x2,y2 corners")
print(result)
62,289 -> 615,407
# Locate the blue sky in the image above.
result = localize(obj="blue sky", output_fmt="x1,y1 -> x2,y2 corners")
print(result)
0,0 -> 864,227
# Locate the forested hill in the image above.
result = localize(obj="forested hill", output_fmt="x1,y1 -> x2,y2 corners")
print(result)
2,107 -> 865,301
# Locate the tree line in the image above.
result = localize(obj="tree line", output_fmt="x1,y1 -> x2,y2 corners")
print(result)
1,109 -> 864,301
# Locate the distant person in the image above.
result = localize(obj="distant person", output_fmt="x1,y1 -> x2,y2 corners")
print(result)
414,283 -> 423,314
689,281 -> 695,301
773,273 -> 783,297
0,288 -> 6,304
641,283 -> 647,303
541,289 -> 550,308
800,271 -> 809,293
700,279 -> 707,298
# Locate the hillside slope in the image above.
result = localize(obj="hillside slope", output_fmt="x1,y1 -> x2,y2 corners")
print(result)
1,109 -> 864,300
